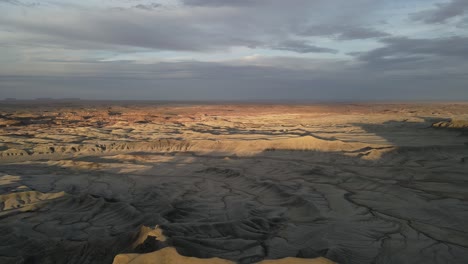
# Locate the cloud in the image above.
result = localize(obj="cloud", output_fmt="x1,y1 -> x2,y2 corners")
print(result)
0,10 -> 262,52
2,57 -> 467,101
0,0 -> 389,52
299,25 -> 390,40
353,36 -> 468,81
359,36 -> 468,63
133,3 -> 161,10
269,40 -> 338,54
182,0 -> 259,7
1,0 -> 467,101
0,3 -> 300,52
411,0 -> 468,23
0,0 -> 38,7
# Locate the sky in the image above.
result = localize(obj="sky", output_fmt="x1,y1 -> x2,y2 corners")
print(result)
0,0 -> 467,101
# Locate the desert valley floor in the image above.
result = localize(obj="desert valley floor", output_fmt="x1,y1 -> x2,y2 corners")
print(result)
0,101 -> 468,264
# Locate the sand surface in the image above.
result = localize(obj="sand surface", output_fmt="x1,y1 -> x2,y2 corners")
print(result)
0,102 -> 468,264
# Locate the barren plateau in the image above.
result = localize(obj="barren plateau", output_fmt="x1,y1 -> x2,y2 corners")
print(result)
0,101 -> 468,264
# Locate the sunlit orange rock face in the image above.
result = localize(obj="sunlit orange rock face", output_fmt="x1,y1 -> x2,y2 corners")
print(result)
0,101 -> 467,264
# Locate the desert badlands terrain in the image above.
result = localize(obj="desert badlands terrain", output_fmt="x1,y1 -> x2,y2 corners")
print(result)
0,101 -> 467,264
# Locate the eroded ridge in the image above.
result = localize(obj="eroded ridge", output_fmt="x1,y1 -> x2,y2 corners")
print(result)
0,102 -> 467,264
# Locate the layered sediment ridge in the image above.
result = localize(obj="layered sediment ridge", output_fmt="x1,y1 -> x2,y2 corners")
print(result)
0,136 -> 395,162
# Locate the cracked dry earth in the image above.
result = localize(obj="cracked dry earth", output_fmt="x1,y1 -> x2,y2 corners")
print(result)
1,102 -> 468,264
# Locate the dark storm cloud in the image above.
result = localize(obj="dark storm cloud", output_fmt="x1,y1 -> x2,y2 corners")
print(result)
411,0 -> 468,23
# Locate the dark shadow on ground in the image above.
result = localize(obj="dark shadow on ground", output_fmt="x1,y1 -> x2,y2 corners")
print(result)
0,120 -> 468,264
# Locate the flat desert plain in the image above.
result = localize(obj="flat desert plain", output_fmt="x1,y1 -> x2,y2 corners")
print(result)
0,101 -> 468,264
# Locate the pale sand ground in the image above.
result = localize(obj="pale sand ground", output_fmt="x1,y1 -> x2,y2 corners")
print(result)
0,102 -> 467,264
